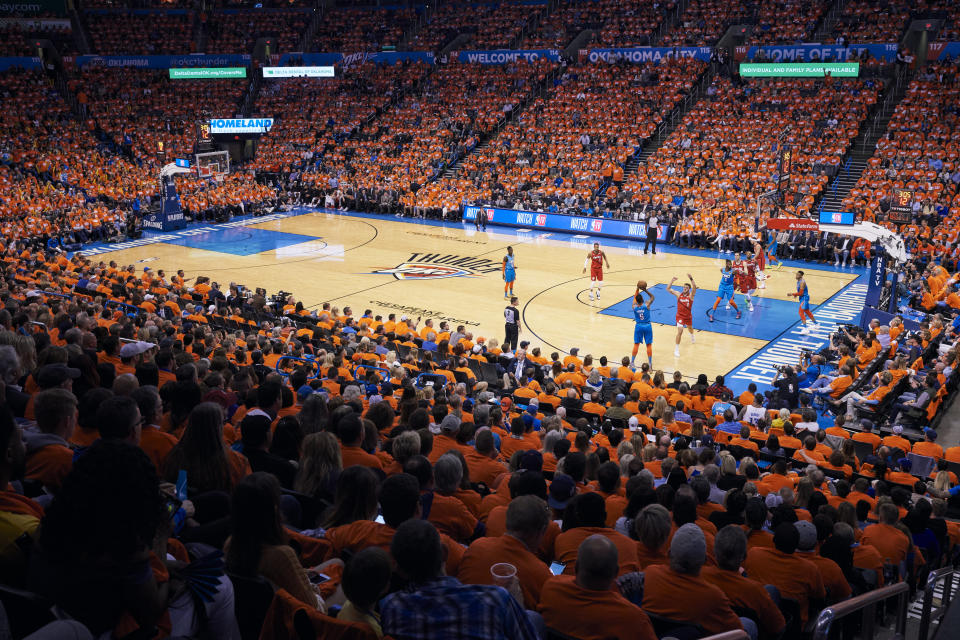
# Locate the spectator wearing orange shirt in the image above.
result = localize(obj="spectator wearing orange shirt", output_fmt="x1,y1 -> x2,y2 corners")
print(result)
538,535 -> 657,640
553,492 -> 639,577
339,413 -> 383,471
643,524 -> 749,636
860,502 -> 911,566
912,429 -> 944,460
795,520 -> 852,603
458,495 -> 553,607
406,455 -> 478,543
703,526 -> 787,638
464,429 -> 508,487
24,387 -> 78,493
743,522 -> 826,626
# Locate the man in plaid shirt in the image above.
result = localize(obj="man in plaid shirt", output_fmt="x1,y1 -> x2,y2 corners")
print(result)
381,519 -> 541,639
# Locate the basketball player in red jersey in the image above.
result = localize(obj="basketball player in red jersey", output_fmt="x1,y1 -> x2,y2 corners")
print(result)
582,242 -> 610,301
739,251 -> 758,312
666,274 -> 697,357
752,238 -> 767,289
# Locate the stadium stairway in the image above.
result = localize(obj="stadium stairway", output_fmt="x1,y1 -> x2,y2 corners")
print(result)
816,65 -> 913,213
811,0 -> 845,44
192,10 -> 207,53
69,7 -> 92,55
649,0 -> 691,46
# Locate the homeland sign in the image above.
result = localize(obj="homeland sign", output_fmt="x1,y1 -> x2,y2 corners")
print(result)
209,118 -> 274,134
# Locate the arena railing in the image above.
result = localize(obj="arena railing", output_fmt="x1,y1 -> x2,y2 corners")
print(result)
698,631 -> 749,640
812,581 -> 908,640
918,567 -> 957,640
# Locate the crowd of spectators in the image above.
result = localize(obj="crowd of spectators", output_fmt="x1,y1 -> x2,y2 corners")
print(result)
427,58 -> 706,217
407,0 -> 544,52
622,74 -> 879,229
76,67 -> 246,163
749,0 -> 830,45
0,239 -> 957,637
0,21 -> 78,57
204,8 -> 310,54
251,61 -> 429,174
661,0 -> 751,47
84,9 -> 196,55
826,0 -> 913,43
311,6 -> 418,53
310,60 -> 554,217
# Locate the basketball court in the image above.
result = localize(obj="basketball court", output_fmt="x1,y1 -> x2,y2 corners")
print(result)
78,209 -> 867,391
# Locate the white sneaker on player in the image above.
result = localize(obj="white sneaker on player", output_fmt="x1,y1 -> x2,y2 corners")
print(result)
589,293 -> 594,301
800,326 -> 810,335
747,303 -> 754,312
725,304 -> 731,310
690,334 -> 695,344
674,346 -> 680,357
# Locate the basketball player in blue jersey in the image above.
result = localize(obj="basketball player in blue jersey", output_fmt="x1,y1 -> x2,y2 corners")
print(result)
631,284 -> 655,368
502,246 -> 516,298
707,260 -> 741,322
789,270 -> 818,334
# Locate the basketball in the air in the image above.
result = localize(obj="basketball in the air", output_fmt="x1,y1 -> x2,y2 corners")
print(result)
637,280 -> 647,290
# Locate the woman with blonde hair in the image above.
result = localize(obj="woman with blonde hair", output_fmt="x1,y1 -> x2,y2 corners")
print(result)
927,470 -> 954,499
650,396 -> 668,422
295,432 -> 342,500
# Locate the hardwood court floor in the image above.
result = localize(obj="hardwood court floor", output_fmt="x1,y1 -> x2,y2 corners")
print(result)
97,210 -> 859,379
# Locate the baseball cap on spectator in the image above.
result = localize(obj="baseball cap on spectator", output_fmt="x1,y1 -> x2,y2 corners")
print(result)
671,523 -> 707,566
520,450 -> 543,472
892,425 -> 903,435
501,397 -> 512,411
380,382 -> 394,395
37,363 -> 81,388
628,416 -> 639,431
365,383 -> 379,396
795,521 -> 818,552
462,398 -> 474,412
548,473 -> 577,509
297,385 -> 315,402
120,341 -> 155,358
615,393 -> 626,404
472,345 -> 482,353
440,414 -> 461,433
765,493 -> 783,509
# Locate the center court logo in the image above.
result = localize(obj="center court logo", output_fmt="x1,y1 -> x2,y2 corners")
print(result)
368,252 -> 502,280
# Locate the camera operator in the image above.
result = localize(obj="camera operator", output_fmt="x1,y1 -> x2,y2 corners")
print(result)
796,351 -> 825,388
771,365 -> 799,410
